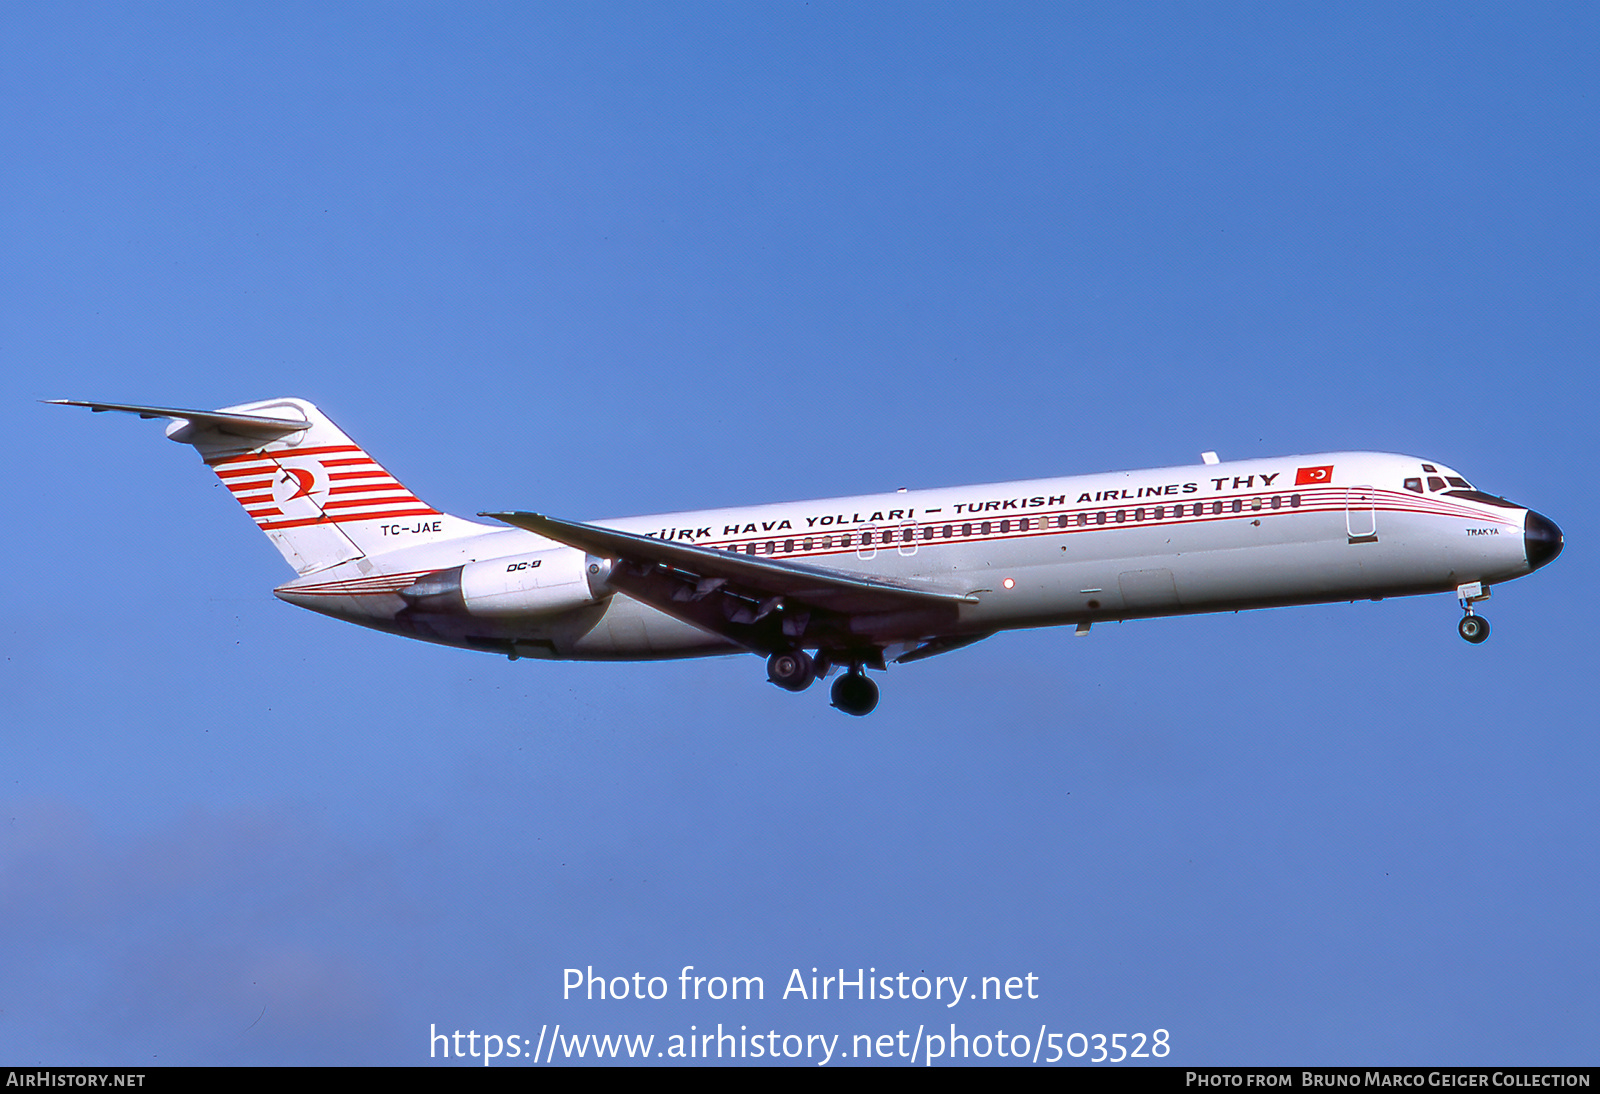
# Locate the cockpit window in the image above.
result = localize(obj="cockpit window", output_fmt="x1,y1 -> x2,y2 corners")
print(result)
1427,476 -> 1447,492
1446,476 -> 1471,488
1421,463 -> 1437,473
1403,477 -> 1423,493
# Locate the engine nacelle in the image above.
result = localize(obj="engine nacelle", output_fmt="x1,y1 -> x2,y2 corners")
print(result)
399,548 -> 602,617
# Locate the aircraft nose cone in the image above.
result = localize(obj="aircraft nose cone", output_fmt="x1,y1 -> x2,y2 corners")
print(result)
1524,510 -> 1563,571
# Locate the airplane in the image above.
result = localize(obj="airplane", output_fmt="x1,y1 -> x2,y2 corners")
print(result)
50,397 -> 1563,715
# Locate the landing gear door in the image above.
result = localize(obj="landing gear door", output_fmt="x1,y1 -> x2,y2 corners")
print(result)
1346,486 -> 1378,544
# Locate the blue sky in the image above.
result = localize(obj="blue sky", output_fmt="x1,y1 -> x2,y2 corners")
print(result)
3,3 -> 1594,1066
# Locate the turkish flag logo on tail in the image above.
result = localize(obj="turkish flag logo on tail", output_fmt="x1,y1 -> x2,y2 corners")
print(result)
1295,465 -> 1334,485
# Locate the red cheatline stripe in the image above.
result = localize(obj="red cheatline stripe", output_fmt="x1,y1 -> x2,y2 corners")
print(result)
258,507 -> 439,530
328,481 -> 407,495
281,569 -> 439,596
688,492 -> 1520,559
213,465 -> 276,479
206,444 -> 363,467
295,569 -> 437,584
223,480 -> 275,494
235,493 -> 275,505
322,496 -> 423,510
324,486 -> 411,498
1354,489 -> 1512,523
290,571 -> 432,587
256,515 -> 330,530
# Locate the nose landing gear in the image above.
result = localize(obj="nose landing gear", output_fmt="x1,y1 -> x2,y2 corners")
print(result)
1456,581 -> 1490,644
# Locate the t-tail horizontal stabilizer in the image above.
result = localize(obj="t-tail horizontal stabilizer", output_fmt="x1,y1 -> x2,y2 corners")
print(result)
51,397 -> 487,574
45,399 -> 311,444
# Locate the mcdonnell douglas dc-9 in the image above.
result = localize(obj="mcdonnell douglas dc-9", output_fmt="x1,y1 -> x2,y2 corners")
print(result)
52,398 -> 1563,715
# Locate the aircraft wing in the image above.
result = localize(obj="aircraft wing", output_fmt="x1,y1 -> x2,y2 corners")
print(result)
483,510 -> 979,657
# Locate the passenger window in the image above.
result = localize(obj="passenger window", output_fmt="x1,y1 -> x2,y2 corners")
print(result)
1000,519 -> 1010,534
962,523 -> 972,537
981,521 -> 992,535
1095,511 -> 1106,525
1135,508 -> 1145,521
1231,499 -> 1242,513
1290,494 -> 1301,507
784,539 -> 793,553
1115,509 -> 1126,522
803,537 -> 813,551
1270,496 -> 1281,510
942,524 -> 952,538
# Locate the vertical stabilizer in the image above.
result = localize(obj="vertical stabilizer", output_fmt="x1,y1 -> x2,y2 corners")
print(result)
50,397 -> 489,574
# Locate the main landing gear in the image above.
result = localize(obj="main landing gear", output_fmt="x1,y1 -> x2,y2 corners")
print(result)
766,649 -> 816,691
1456,581 -> 1490,644
768,649 -> 880,715
830,669 -> 879,717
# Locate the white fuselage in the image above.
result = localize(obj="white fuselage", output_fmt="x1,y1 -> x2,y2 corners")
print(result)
274,451 -> 1548,662
53,397 -> 1561,715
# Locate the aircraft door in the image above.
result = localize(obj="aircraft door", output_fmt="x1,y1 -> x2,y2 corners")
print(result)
1346,486 -> 1378,543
